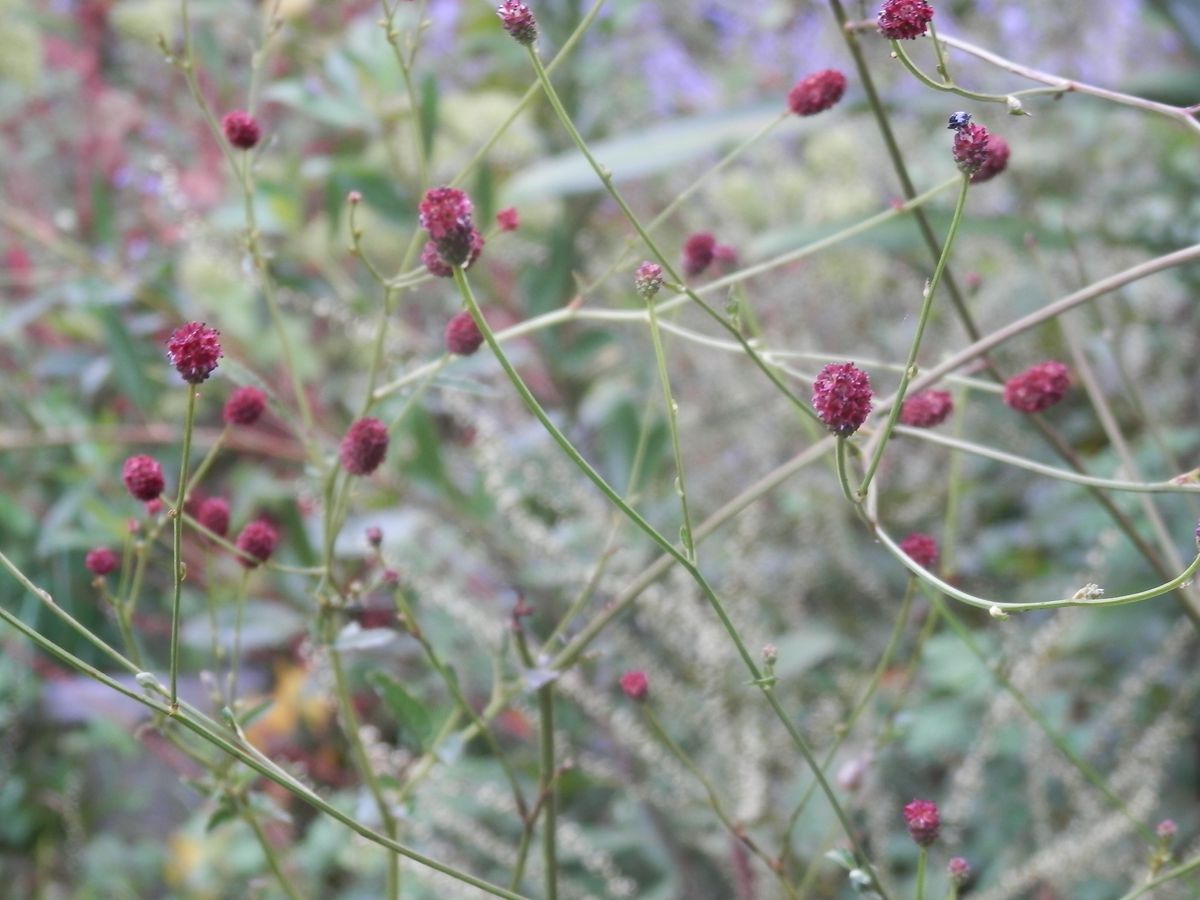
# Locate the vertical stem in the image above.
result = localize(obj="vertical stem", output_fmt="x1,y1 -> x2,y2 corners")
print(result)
916,847 -> 928,900
228,568 -> 251,705
857,174 -> 970,498
241,802 -> 306,900
645,293 -> 696,560
169,388 -> 198,710
536,682 -> 558,900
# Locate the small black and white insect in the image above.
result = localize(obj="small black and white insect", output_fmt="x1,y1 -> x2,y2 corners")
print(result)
947,111 -> 973,131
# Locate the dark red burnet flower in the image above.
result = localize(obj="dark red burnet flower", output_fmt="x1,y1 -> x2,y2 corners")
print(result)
197,496 -> 231,538
85,547 -> 119,576
1003,361 -> 1071,413
221,110 -> 262,150
970,133 -> 1011,184
900,389 -> 953,428
445,310 -> 485,356
235,519 -> 279,568
419,187 -> 482,269
812,362 -> 873,436
496,207 -> 520,231
947,857 -> 971,887
365,525 -> 383,547
167,322 -> 222,384
421,229 -> 484,278
145,498 -> 165,517
788,69 -> 847,116
682,232 -> 717,278
340,417 -> 390,475
620,670 -> 649,701
903,798 -> 940,847
878,0 -> 934,40
952,123 -> 994,176
900,532 -> 939,569
635,261 -> 664,300
497,1 -> 537,45
223,386 -> 267,426
122,455 -> 165,501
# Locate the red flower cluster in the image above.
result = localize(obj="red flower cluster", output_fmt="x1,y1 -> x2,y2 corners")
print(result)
197,497 -> 231,538
899,389 -> 953,428
235,519 -> 279,568
952,123 -> 995,176
340,418 -> 390,475
495,207 -> 520,232
878,0 -> 934,40
903,798 -> 940,847
812,363 -> 873,436
223,386 -> 267,426
682,232 -> 717,278
970,133 -> 1011,184
167,322 -> 222,384
900,532 -> 939,569
635,261 -> 664,300
85,547 -> 118,576
1003,361 -> 1071,413
445,310 -> 485,356
221,110 -> 261,150
123,455 -> 165,501
620,670 -> 649,701
497,1 -> 537,45
787,69 -> 847,117
419,187 -> 484,272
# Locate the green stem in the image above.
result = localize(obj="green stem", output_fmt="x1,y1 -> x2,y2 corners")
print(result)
170,388 -> 199,709
857,174 -> 970,498
228,568 -> 251,706
329,646 -> 400,900
1118,853 -> 1200,900
452,267 -> 886,897
916,847 -> 927,900
644,293 -> 696,560
184,424 -> 228,498
514,631 -> 557,900
835,438 -> 858,505
241,801 -> 306,900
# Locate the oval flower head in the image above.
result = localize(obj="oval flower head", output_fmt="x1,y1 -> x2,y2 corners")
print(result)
812,363 -> 873,436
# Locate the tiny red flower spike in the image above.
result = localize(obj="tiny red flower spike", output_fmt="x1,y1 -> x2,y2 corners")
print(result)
812,362 -> 873,436
1157,819 -> 1177,840
85,547 -> 118,577
1003,360 -> 1071,413
619,670 -> 649,702
971,133 -> 1011,184
167,322 -> 222,384
223,385 -> 267,426
419,187 -> 480,268
903,798 -> 940,847
365,526 -> 383,547
899,389 -> 954,428
878,0 -> 934,40
682,232 -> 717,278
787,69 -> 848,116
900,532 -> 939,569
145,498 -> 165,516
445,310 -> 485,356
496,207 -> 520,231
197,496 -> 231,538
635,261 -> 664,301
497,1 -> 537,46
340,417 -> 390,475
221,110 -> 261,150
952,123 -> 994,176
122,455 -> 165,501
235,519 -> 279,568
947,857 -> 971,888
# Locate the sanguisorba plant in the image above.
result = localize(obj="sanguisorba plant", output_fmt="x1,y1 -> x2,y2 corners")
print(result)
4,0 -> 1200,896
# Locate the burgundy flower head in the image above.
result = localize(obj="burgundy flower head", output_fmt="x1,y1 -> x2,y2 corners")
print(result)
970,133 -> 1011,184
900,532 -> 939,569
903,798 -> 940,847
900,389 -> 953,428
235,519 -> 279,568
812,363 -> 873,436
947,857 -> 971,887
788,69 -> 848,116
682,232 -> 717,278
167,322 -> 222,384
419,187 -> 481,268
223,386 -> 267,426
421,228 -> 484,278
123,455 -> 165,501
340,417 -> 390,476
1157,819 -> 1178,840
635,261 -> 664,301
952,123 -> 994,176
221,110 -> 261,150
496,207 -> 520,231
365,525 -> 383,547
445,310 -> 485,356
145,498 -> 165,517
1003,361 -> 1071,413
620,670 -> 649,702
197,496 -> 231,538
85,547 -> 119,576
878,0 -> 934,40
497,1 -> 537,45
